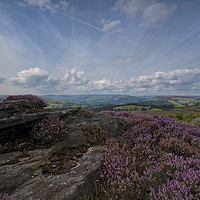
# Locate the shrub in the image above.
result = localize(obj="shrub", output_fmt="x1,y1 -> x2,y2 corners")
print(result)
98,112 -> 200,199
82,122 -> 108,145
33,114 -> 67,146
3,94 -> 47,109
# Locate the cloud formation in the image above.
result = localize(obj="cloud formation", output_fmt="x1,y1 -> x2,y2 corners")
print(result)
16,0 -> 122,38
128,69 -> 200,92
16,0 -> 68,12
141,2 -> 177,28
10,67 -> 59,89
112,58 -> 133,65
62,68 -> 87,86
112,0 -> 177,28
8,67 -> 200,95
112,0 -> 147,17
100,19 -> 122,33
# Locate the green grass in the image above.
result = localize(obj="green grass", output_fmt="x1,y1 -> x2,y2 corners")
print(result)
168,100 -> 185,107
149,108 -> 162,111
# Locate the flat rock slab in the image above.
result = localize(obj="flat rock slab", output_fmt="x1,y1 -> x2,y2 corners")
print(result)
1,146 -> 104,200
0,149 -> 51,193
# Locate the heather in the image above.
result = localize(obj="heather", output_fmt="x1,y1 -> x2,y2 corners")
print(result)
81,122 -> 108,145
97,111 -> 200,199
0,193 -> 20,200
33,114 -> 68,146
3,94 -> 47,109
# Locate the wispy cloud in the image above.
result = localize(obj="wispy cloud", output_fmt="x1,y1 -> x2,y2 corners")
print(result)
15,0 -> 102,33
16,0 -> 68,13
16,0 -> 124,39
112,0 -> 177,28
57,11 -> 102,32
100,19 -> 122,33
140,2 -> 177,28
53,11 -> 124,39
165,30 -> 200,55
112,0 -> 147,17
112,58 -> 133,65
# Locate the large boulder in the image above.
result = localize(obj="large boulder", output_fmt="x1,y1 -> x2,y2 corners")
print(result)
0,105 -> 127,145
0,100 -> 40,119
0,101 -> 128,199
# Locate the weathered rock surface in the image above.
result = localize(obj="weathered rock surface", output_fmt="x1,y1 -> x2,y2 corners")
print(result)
0,145 -> 104,200
0,100 -> 128,199
0,101 -> 127,143
0,100 -> 42,119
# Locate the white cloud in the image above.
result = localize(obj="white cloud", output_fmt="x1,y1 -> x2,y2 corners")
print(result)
10,67 -> 59,88
112,0 -> 177,28
112,0 -> 147,17
7,68 -> 200,95
128,69 -> 200,93
16,0 -> 69,12
87,79 -> 112,91
100,19 -> 121,33
141,2 -> 177,28
62,68 -> 87,86
112,58 -> 133,65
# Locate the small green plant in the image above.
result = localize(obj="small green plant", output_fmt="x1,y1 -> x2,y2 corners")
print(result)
194,120 -> 200,130
33,114 -> 67,146
166,113 -> 200,124
83,182 -> 104,200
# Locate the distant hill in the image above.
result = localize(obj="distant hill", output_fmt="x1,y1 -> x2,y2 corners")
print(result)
1,94 -> 200,111
43,94 -> 144,107
0,95 -> 8,102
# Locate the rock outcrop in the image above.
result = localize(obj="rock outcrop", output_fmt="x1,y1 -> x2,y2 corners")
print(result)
0,100 -> 128,199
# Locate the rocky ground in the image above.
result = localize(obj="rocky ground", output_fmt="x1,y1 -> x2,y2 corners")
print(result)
0,100 -> 127,199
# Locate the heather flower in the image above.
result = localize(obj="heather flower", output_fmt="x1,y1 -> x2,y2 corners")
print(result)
98,112 -> 200,199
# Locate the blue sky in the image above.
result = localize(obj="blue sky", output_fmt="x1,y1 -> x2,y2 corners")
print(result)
0,0 -> 200,95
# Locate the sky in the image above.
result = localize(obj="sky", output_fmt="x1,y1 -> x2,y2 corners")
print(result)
0,0 -> 200,96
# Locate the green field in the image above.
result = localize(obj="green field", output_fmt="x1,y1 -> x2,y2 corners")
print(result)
168,100 -> 185,107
